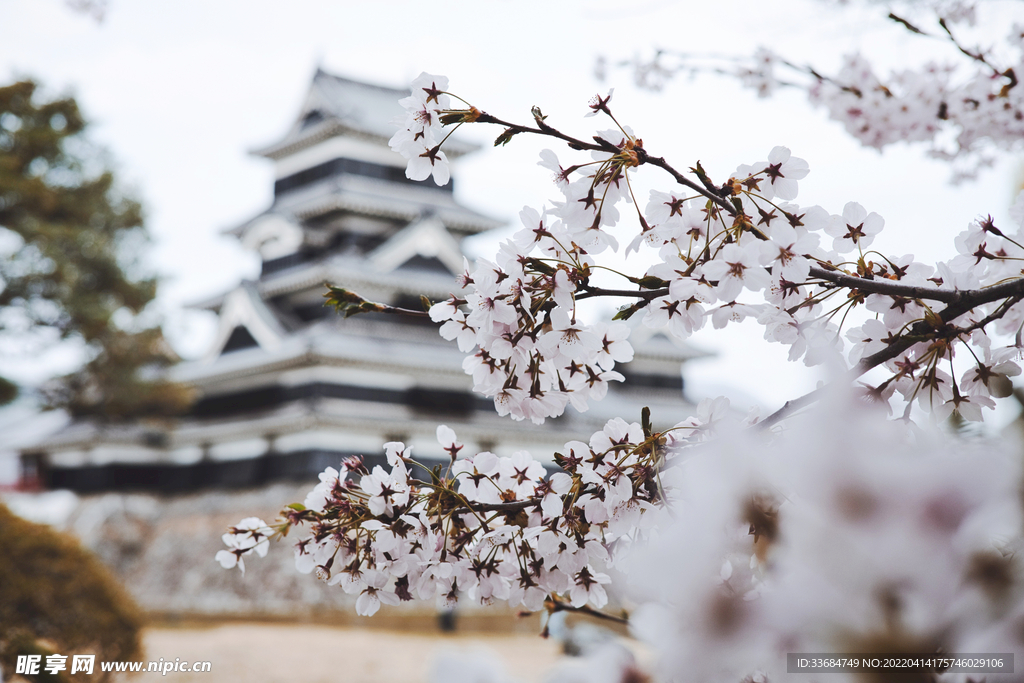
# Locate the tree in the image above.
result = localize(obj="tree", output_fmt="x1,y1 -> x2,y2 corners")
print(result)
0,502 -> 143,682
0,80 -> 191,419
219,5 -> 1024,680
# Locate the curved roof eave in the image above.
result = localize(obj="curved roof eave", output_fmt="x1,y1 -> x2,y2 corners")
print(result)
251,118 -> 479,161
222,176 -> 503,241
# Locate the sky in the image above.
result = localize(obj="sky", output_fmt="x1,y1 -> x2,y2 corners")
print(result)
0,0 -> 1021,418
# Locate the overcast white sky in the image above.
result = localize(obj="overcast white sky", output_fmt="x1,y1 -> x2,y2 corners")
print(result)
1,0 -> 1021,417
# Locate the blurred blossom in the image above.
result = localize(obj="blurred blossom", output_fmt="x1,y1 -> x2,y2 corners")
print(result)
627,391 -> 1023,682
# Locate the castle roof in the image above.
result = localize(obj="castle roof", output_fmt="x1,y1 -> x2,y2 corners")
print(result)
252,69 -> 478,160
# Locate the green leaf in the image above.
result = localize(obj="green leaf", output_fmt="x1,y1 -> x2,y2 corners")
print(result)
494,127 -> 519,147
613,302 -> 645,321
634,276 -> 669,290
323,285 -> 384,318
690,160 -> 710,185
526,258 -> 556,275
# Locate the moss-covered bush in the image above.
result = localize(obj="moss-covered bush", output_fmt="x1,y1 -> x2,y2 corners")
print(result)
0,502 -> 142,682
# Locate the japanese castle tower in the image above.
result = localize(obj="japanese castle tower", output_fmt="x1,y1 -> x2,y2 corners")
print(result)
25,70 -> 702,492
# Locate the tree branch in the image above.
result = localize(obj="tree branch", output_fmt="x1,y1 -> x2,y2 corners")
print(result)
546,598 -> 630,625
475,112 -> 617,154
457,499 -> 541,513
576,284 -> 667,300
758,283 -> 1024,429
808,266 -> 961,303
635,149 -> 733,210
937,17 -> 1003,77
474,110 -> 736,214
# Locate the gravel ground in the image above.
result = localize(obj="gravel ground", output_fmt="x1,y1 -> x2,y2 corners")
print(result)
117,622 -> 567,683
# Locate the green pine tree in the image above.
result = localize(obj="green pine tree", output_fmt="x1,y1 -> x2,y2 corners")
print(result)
0,79 -> 192,419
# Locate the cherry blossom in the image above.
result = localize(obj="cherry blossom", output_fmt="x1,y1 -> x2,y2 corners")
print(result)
214,517 -> 271,573
824,201 -> 884,252
701,242 -> 772,303
758,146 -> 809,201
360,463 -> 410,517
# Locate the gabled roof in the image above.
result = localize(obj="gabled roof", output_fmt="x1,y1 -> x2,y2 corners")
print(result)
204,282 -> 288,361
367,216 -> 463,275
252,69 -> 478,161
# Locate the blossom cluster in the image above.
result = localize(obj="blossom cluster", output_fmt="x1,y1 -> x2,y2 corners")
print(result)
218,414 -> 729,616
219,399 -> 1024,681
805,40 -> 1023,182
429,211 -> 636,423
614,4 -> 1023,182
628,396 -> 1023,682
214,516 -> 270,573
388,72 -> 453,186
391,74 -> 1024,425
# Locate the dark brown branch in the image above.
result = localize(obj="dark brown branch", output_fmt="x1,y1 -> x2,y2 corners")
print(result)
547,599 -> 630,625
576,285 -> 668,300
759,281 -> 1024,429
809,270 -> 1024,312
887,12 -> 926,35
937,17 -> 1002,76
458,499 -> 541,513
576,264 -> 1006,310
475,112 -> 617,154
756,389 -> 824,431
474,110 -> 735,214
959,295 -> 1022,336
808,266 -> 961,303
635,149 -> 733,211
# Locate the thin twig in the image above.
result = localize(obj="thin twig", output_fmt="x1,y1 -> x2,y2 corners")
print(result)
475,113 -> 616,154
636,149 -> 732,210
376,305 -> 430,318
548,598 -> 630,625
